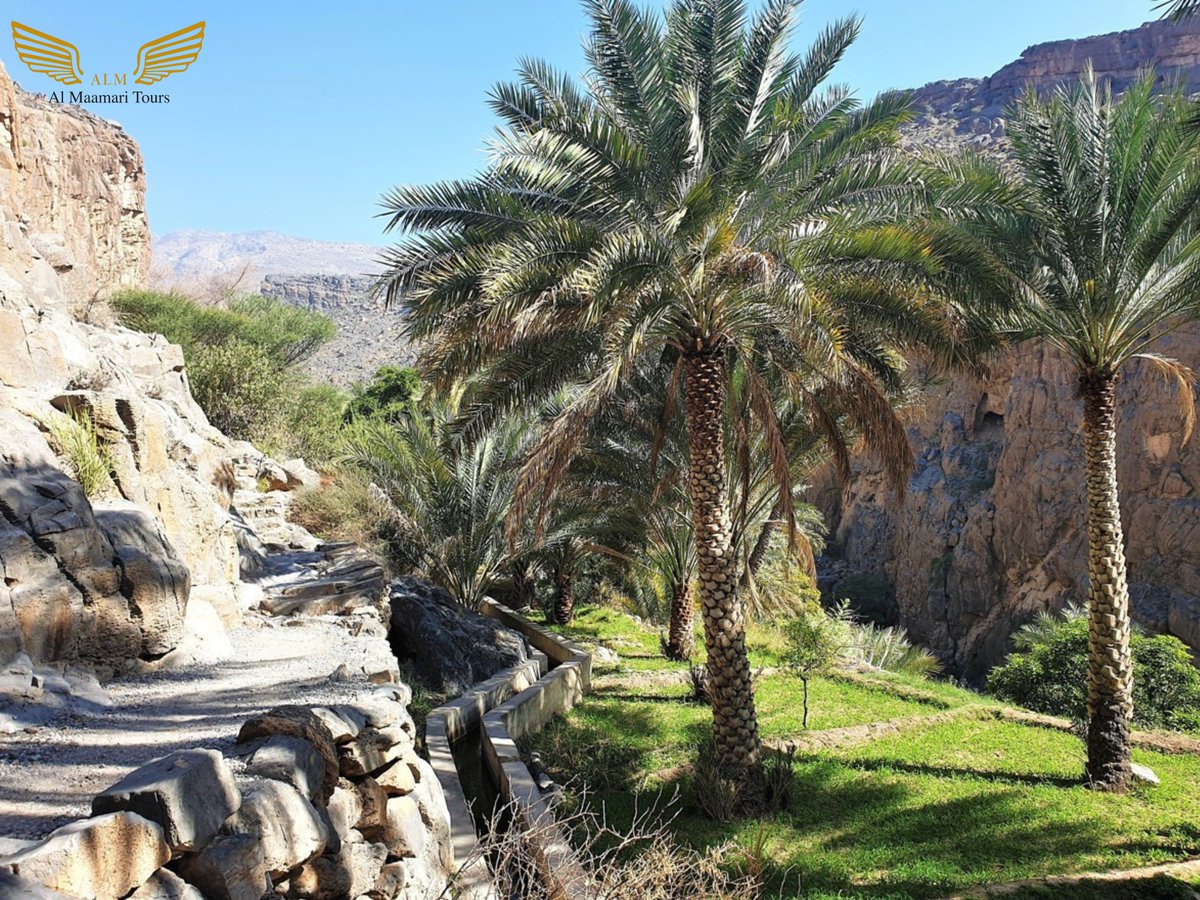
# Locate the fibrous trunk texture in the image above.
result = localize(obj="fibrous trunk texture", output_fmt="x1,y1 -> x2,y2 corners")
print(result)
553,567 -> 575,626
683,346 -> 761,770
1080,370 -> 1133,792
512,561 -> 535,610
665,580 -> 695,661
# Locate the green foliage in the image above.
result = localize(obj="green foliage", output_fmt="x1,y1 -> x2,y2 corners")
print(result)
111,290 -> 334,366
345,366 -> 421,423
187,339 -> 287,440
112,289 -> 343,465
783,609 -> 847,728
988,609 -> 1200,733
45,407 -> 114,498
783,612 -> 846,682
832,604 -> 944,678
340,397 -> 532,608
289,466 -> 398,565
748,532 -> 825,620
529,608 -> 1200,898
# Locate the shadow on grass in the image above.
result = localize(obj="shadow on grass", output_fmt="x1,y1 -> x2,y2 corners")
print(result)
837,755 -> 1082,789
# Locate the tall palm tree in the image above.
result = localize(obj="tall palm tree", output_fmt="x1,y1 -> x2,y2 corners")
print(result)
937,69 -> 1200,790
379,0 -> 983,780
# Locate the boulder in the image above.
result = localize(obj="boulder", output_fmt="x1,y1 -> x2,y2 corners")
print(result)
381,796 -> 426,860
311,705 -> 365,744
374,758 -> 415,796
1,811 -> 170,898
373,861 -> 407,898
94,503 -> 190,659
284,856 -> 352,899
92,748 -> 241,852
326,780 -> 363,844
0,868 -> 71,898
173,593 -> 233,663
280,459 -> 321,491
174,833 -> 269,900
344,841 -> 389,897
388,577 -> 527,694
128,868 -> 206,900
353,777 -> 389,840
240,735 -> 326,803
221,780 -> 327,878
339,730 -> 394,778
237,706 -> 339,804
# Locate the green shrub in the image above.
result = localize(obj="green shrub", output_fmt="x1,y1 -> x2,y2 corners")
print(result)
988,608 -> 1200,733
45,407 -> 114,498
111,290 -> 334,365
783,609 -> 847,728
188,339 -> 287,440
267,383 -> 349,468
345,366 -> 421,423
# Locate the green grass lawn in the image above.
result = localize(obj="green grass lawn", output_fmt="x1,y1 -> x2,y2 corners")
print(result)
522,605 -> 1200,899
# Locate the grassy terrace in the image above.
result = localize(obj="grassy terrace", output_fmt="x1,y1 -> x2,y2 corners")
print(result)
523,606 -> 1200,899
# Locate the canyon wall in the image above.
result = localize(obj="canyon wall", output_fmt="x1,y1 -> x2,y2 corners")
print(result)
821,19 -> 1200,678
0,61 -> 245,672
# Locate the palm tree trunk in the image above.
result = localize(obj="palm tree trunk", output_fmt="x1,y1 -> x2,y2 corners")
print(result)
683,346 -> 761,772
740,500 -> 781,589
1080,370 -> 1133,792
553,566 -> 575,626
664,579 -> 695,661
511,560 -> 535,610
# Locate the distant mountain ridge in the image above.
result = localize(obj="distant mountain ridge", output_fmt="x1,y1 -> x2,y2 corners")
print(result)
153,229 -> 384,280
152,230 -> 405,389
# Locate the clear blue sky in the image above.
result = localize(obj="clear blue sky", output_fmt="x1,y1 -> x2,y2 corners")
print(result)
2,2 -> 1158,246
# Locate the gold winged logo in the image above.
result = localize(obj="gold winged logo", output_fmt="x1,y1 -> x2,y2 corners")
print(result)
10,20 -> 206,87
11,22 -> 83,85
133,22 -> 206,85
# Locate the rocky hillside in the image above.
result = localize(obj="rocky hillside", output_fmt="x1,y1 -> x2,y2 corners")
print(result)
904,16 -> 1200,150
153,231 -> 409,388
1,60 -> 281,676
260,274 -> 412,387
819,17 -> 1200,679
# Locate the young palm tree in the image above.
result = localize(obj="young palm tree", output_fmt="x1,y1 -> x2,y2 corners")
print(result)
938,69 -> 1200,790
380,0 -> 983,779
340,398 -> 534,609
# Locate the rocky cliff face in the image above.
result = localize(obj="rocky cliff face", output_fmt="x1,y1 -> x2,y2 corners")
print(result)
821,19 -> 1200,679
0,63 -> 148,304
0,62 -> 252,674
906,17 -> 1200,148
260,274 -> 410,387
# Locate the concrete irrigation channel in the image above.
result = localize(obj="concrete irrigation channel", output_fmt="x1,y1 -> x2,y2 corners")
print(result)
423,600 -> 593,898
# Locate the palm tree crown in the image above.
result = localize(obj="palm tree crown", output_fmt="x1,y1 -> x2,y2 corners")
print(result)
379,0 -> 988,778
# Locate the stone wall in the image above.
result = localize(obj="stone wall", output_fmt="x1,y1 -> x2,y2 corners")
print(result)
0,686 -> 453,899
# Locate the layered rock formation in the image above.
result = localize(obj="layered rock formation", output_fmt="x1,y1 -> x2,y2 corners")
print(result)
821,20 -> 1200,678
260,274 -> 410,387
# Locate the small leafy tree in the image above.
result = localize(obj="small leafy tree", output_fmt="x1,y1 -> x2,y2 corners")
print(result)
783,611 -> 847,729
345,366 -> 422,423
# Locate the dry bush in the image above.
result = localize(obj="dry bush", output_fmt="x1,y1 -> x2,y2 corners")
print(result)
455,796 -> 767,900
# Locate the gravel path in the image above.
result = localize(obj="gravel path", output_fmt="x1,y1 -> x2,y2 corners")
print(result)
0,615 -> 397,840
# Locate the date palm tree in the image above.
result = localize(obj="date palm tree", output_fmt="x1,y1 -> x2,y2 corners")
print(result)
379,0 -> 985,781
1158,0 -> 1200,19
937,69 -> 1200,790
